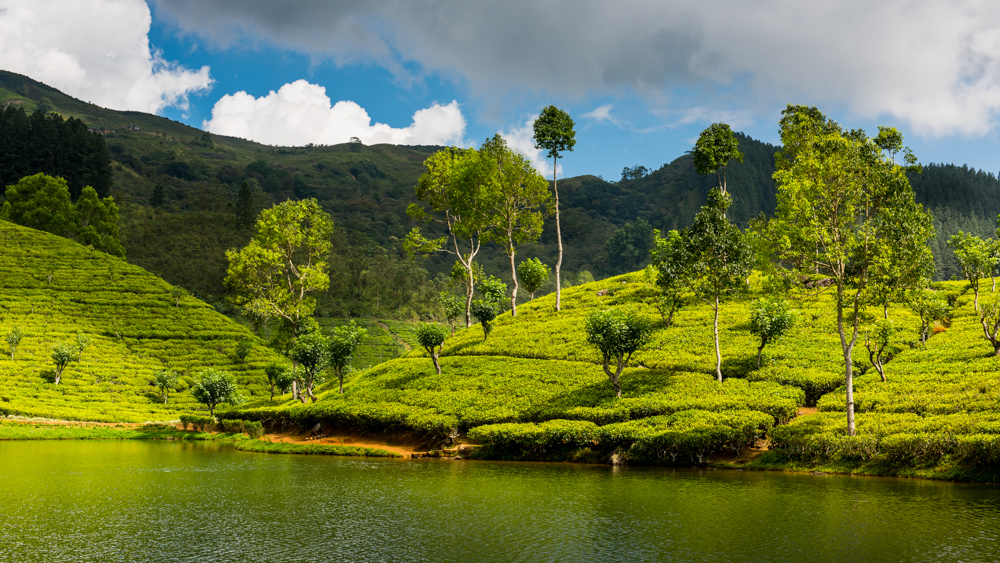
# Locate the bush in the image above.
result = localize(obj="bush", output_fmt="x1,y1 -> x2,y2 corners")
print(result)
179,414 -> 215,431
220,418 -> 265,438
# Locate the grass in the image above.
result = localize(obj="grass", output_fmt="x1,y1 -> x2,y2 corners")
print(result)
0,221 -> 281,422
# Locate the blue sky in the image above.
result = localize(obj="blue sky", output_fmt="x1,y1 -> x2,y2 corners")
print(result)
3,1 -> 1000,181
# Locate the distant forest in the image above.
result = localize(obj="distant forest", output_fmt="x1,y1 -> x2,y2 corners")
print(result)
0,106 -> 112,199
3,68 -> 1000,317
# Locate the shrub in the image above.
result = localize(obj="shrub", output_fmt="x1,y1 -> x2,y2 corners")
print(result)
415,323 -> 447,374
179,414 -> 216,431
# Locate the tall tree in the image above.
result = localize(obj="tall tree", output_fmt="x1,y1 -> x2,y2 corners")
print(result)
405,147 -> 491,327
225,198 -> 334,331
533,106 -> 576,312
767,105 -> 935,436
655,190 -> 753,381
479,134 -> 551,316
692,123 -> 743,198
235,178 -> 261,229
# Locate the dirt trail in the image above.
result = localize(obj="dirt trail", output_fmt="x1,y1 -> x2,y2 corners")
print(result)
796,407 -> 818,417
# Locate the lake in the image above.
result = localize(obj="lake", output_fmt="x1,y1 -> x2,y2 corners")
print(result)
1,441 -> 999,562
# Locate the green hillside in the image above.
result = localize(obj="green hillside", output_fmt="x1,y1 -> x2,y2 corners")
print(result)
0,220 -> 281,422
223,268 -> 1000,479
4,68 -> 1000,315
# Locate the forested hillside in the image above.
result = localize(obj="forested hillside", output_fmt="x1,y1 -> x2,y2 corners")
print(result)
3,69 -> 1000,318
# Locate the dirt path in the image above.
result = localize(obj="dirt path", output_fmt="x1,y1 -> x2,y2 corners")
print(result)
263,430 -> 422,457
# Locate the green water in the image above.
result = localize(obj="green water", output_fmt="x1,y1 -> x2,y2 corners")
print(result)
1,441 -> 999,562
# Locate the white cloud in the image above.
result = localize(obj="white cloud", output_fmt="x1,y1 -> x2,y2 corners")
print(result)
498,117 -> 562,179
157,0 -> 1000,137
0,0 -> 212,113
203,79 -> 467,146
582,104 -> 617,124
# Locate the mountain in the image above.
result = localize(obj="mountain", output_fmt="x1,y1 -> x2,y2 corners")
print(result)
3,69 -> 999,314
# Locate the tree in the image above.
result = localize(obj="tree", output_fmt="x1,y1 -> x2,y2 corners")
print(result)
649,230 -> 687,328
584,308 -> 652,398
948,232 -> 998,312
517,258 -> 550,301
658,190 -> 753,381
907,290 -> 950,345
864,319 -> 896,382
235,178 -> 261,229
150,184 -> 165,208
479,134 -> 551,316
978,293 -> 1000,356
290,331 -> 329,402
604,218 -> 654,275
748,297 -> 796,369
234,336 -> 254,363
5,326 -> 24,360
169,285 -> 188,308
692,123 -> 743,198
192,369 -> 240,417
50,342 -> 76,385
225,198 -> 334,332
416,323 -> 447,374
533,106 -> 576,312
75,186 -> 125,257
3,173 -> 76,237
73,332 -> 91,362
328,321 -> 367,394
405,147 -> 491,327
767,105 -> 935,436
153,369 -> 179,404
471,276 -> 507,341
264,363 -> 295,400
440,291 -> 464,336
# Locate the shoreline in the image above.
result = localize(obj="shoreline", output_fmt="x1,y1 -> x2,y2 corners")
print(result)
3,418 -> 996,484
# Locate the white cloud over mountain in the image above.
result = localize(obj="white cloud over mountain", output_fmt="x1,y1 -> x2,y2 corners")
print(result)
0,0 -> 211,113
204,79 -> 467,147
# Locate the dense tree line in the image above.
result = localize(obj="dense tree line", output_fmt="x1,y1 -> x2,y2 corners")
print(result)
0,106 -> 112,199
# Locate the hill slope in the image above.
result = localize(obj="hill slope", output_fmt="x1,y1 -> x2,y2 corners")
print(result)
228,269 -> 1000,479
0,220 -> 281,422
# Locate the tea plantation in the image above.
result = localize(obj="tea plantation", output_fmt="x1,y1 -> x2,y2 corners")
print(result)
227,268 -> 1000,478
6,216 -> 1000,479
0,221 -> 281,422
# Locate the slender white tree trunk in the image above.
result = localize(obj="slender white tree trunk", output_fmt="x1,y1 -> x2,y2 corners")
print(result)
714,296 -> 722,382
508,242 -> 518,316
554,156 -> 563,312
837,283 -> 857,436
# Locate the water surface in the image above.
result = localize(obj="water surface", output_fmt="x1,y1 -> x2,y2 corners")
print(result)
1,441 -> 998,562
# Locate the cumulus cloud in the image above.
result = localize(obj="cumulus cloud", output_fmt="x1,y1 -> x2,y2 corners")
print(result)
203,79 -> 467,146
498,117 -> 561,179
0,0 -> 212,113
156,0 -> 1000,136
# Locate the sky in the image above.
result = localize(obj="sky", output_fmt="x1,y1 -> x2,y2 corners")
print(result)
2,0 -> 1000,181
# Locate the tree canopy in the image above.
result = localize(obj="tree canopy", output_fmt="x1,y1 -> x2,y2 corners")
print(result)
767,104 -> 935,436
225,198 -> 334,330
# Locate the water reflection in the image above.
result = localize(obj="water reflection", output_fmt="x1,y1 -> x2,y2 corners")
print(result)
1,441 -> 998,562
